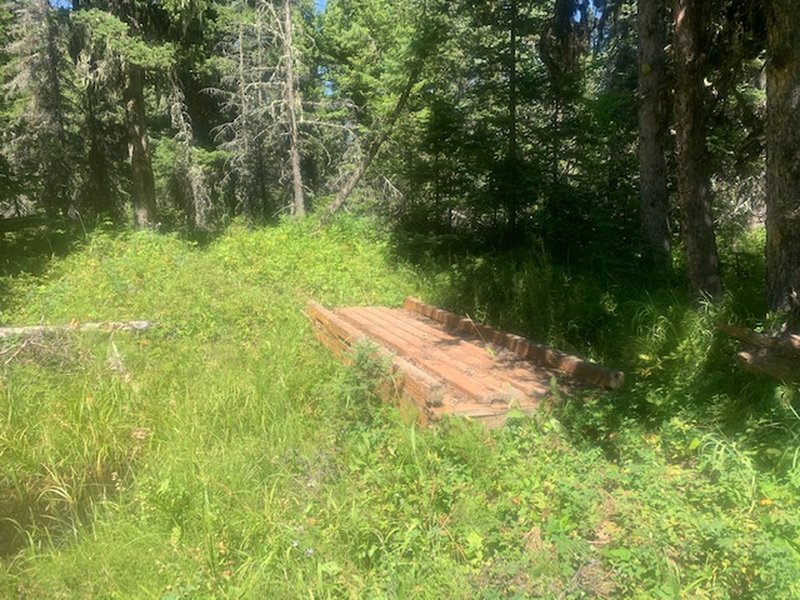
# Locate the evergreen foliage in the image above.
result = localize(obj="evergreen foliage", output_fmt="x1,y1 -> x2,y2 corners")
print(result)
0,0 -> 799,595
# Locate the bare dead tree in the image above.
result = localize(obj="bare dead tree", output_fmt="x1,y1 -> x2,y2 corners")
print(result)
211,0 -> 310,220
169,80 -> 212,229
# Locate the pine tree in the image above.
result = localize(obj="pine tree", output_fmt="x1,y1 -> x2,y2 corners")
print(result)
637,0 -> 671,265
765,0 -> 800,318
4,0 -> 75,217
672,0 -> 722,298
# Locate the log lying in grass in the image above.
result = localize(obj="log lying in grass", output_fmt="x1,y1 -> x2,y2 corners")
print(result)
737,349 -> 800,383
403,297 -> 625,390
719,323 -> 800,383
306,301 -> 446,415
0,321 -> 153,339
718,323 -> 800,353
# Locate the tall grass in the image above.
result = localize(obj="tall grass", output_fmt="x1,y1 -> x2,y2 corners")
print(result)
1,218 -> 798,598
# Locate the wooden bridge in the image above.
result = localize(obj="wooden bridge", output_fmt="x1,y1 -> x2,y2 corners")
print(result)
307,297 -> 624,429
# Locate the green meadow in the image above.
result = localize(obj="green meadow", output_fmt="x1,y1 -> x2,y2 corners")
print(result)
1,218 -> 798,598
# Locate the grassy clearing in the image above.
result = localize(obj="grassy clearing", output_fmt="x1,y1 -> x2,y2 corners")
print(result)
1,218 -> 799,598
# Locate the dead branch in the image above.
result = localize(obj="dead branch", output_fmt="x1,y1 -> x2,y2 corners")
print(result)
326,58 -> 426,217
0,321 -> 153,339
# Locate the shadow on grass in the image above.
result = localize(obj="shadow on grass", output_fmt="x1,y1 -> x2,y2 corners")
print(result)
0,225 -> 84,278
388,226 -> 798,468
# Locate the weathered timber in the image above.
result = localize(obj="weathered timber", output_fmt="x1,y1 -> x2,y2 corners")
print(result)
403,297 -> 624,389
369,306 -> 550,397
307,300 -> 619,429
306,301 -> 446,411
336,307 -> 526,404
0,321 -> 153,339
718,323 -> 800,354
718,323 -> 800,383
737,349 -> 800,384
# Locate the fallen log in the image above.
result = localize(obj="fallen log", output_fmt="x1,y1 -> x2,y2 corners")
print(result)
718,323 -> 800,383
718,323 -> 800,354
403,297 -> 625,390
737,349 -> 800,384
0,321 -> 153,339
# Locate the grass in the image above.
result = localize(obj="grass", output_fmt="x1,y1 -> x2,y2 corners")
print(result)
0,217 -> 798,598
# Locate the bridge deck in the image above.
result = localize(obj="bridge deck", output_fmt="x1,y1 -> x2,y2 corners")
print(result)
307,298 -> 623,428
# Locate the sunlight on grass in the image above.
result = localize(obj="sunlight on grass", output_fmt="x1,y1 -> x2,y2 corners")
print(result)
1,218 -> 798,598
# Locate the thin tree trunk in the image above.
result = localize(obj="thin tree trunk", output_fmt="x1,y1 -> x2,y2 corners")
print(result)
124,65 -> 157,228
41,0 -> 70,217
508,0 -> 518,161
506,0 -> 519,233
236,20 -> 252,219
284,0 -> 305,217
637,0 -> 671,265
766,0 -> 800,315
85,80 -> 115,218
328,60 -> 424,216
672,0 -> 722,299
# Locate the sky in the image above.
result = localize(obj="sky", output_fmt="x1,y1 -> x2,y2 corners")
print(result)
316,0 -> 327,12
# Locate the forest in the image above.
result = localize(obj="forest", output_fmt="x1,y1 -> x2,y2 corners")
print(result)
1,0 -> 799,597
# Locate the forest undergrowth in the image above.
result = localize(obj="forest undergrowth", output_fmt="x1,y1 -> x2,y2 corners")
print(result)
0,217 -> 798,598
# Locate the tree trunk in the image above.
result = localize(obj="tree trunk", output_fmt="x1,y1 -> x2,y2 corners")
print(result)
505,0 -> 520,233
284,0 -> 305,217
124,65 -> 157,228
637,0 -> 671,265
508,0 -> 518,162
672,0 -> 722,299
766,0 -> 800,315
41,0 -> 70,218
85,80 -> 115,218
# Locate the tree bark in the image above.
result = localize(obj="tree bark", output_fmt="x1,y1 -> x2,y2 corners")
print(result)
508,0 -> 518,162
283,0 -> 305,217
766,0 -> 800,315
124,65 -> 157,228
637,0 -> 671,265
672,0 -> 722,299
41,0 -> 71,218
85,80 -> 116,218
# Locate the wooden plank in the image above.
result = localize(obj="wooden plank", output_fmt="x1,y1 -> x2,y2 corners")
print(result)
368,307 -> 550,397
306,301 -> 446,410
309,300 -> 564,429
337,310 -> 546,420
403,297 -> 624,389
336,307 -> 521,404
352,307 -> 491,368
336,307 -> 493,401
338,307 -> 532,403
